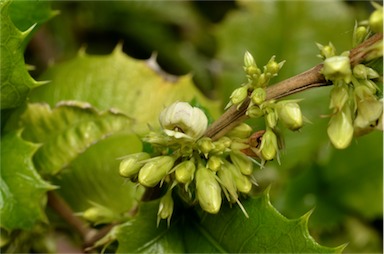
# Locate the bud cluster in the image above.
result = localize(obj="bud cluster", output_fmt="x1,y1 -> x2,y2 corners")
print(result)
228,51 -> 305,163
318,13 -> 383,149
119,102 -> 259,224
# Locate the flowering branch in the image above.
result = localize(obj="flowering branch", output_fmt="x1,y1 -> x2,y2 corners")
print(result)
205,33 -> 383,141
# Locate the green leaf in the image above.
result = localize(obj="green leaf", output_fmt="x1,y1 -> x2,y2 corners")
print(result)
20,101 -> 132,175
29,46 -> 221,134
0,0 -> 49,109
116,191 -> 342,253
52,132 -> 143,216
116,200 -> 185,253
185,190 -> 343,253
8,0 -> 57,49
0,130 -> 54,230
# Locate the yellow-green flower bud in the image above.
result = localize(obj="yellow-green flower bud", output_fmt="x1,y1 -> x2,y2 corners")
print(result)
247,105 -> 264,118
353,64 -> 368,80
244,51 -> 257,68
158,190 -> 174,225
257,73 -> 268,87
327,107 -> 353,149
260,128 -> 278,160
207,156 -> 223,172
211,136 -> 232,154
266,111 -> 278,129
369,6 -> 383,33
316,42 -> 336,59
196,165 -> 222,214
329,85 -> 349,111
226,123 -> 253,139
217,165 -> 238,202
225,161 -> 252,194
119,152 -> 150,178
160,101 -> 208,140
322,55 -> 352,83
251,87 -> 266,105
138,156 -> 175,187
174,160 -> 196,184
356,98 -> 383,126
82,204 -> 117,225
230,86 -> 249,105
230,151 -> 253,175
197,137 -> 215,157
276,101 -> 303,131
264,56 -> 285,76
353,25 -> 368,47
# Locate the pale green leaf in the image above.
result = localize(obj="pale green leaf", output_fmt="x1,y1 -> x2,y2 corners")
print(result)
29,46 -> 221,134
20,101 -> 132,175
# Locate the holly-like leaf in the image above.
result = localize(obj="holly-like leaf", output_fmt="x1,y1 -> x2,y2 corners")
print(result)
0,0 -> 50,109
20,101 -> 132,175
116,190 -> 342,253
0,130 -> 54,230
116,200 -> 185,253
29,46 -> 221,134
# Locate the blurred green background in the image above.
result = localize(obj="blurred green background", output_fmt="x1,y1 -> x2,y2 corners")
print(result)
22,1 -> 382,252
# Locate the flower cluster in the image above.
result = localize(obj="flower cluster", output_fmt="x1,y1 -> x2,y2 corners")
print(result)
228,51 -> 305,163
119,102 -> 257,224
318,8 -> 383,149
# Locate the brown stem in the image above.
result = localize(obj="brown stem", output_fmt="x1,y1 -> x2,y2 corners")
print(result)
47,191 -> 97,250
205,33 -> 383,140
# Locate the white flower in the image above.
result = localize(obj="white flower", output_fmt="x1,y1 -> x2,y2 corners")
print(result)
159,102 -> 208,140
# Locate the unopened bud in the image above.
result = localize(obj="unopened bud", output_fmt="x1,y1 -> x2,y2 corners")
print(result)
244,51 -> 257,68
225,161 -> 252,194
230,151 -> 253,175
207,156 -> 223,172
197,137 -> 215,157
264,56 -> 285,76
276,101 -> 303,131
353,25 -> 368,46
322,55 -> 352,83
218,165 -> 238,202
82,204 -> 116,225
230,86 -> 249,105
211,136 -> 232,154
119,152 -> 150,178
329,85 -> 350,111
266,111 -> 278,129
174,160 -> 196,184
247,105 -> 264,118
158,190 -> 174,226
316,42 -> 336,59
327,107 -> 353,149
196,165 -> 222,214
251,87 -> 266,105
260,128 -> 278,160
226,123 -> 253,139
356,97 -> 383,125
369,6 -> 383,33
138,156 -> 175,187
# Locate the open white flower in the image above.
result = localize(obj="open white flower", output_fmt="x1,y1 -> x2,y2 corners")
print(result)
159,102 -> 208,140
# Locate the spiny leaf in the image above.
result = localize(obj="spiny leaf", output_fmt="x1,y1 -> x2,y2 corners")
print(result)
185,190 -> 345,253
0,0 -> 49,109
115,190 -> 343,253
115,200 -> 185,253
0,130 -> 54,230
20,101 -> 132,175
29,45 -> 221,134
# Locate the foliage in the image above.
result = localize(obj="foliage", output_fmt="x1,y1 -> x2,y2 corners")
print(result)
0,0 -> 382,253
